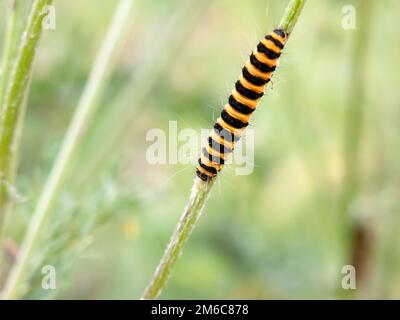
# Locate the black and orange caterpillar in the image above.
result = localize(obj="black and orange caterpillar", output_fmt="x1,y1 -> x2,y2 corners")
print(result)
196,28 -> 289,181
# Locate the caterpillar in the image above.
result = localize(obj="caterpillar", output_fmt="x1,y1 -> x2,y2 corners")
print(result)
196,28 -> 289,181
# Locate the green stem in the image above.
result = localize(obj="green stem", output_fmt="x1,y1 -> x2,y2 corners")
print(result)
337,0 -> 373,296
0,0 -> 52,274
142,0 -> 306,300
279,0 -> 306,34
0,0 -> 18,281
1,0 -> 135,299
339,0 -> 372,228
142,178 -> 216,300
0,0 -> 17,110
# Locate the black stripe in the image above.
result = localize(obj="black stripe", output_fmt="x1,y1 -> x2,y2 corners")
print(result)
221,110 -> 248,129
202,148 -> 224,165
198,158 -> 218,175
208,137 -> 233,154
196,168 -> 213,181
257,42 -> 280,59
250,54 -> 276,73
265,34 -> 284,49
235,81 -> 263,100
273,28 -> 287,40
214,123 -> 241,142
242,67 -> 269,86
229,95 -> 254,115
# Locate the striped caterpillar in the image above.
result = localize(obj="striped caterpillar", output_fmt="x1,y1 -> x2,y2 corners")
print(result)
196,28 -> 289,181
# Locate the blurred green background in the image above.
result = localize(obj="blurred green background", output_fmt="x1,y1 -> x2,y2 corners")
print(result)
1,0 -> 400,299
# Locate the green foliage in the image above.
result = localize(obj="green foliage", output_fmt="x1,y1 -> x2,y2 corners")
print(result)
1,0 -> 399,300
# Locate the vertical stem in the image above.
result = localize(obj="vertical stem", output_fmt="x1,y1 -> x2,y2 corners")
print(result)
279,0 -> 306,34
0,0 -> 18,280
0,0 -> 17,110
142,0 -> 306,300
338,0 -> 372,258
142,178 -> 216,300
336,0 -> 373,297
1,0 -> 135,299
0,0 -> 52,275
0,76 -> 31,284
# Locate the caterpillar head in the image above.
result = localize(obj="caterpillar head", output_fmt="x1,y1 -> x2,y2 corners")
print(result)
273,28 -> 289,42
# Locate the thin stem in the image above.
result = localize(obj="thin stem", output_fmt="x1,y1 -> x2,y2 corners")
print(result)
142,0 -> 306,300
337,0 -> 373,296
142,178 -> 216,300
339,0 -> 372,232
0,0 -> 18,281
0,0 -> 51,274
1,0 -> 135,299
0,0 -> 17,110
279,0 -> 306,34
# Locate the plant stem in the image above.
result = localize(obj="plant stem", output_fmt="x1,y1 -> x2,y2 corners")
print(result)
142,178 -> 216,300
337,0 -> 372,295
0,0 -> 18,281
0,0 -> 17,110
142,0 -> 306,300
0,0 -> 52,275
1,0 -> 135,299
339,0 -> 372,235
279,0 -> 306,35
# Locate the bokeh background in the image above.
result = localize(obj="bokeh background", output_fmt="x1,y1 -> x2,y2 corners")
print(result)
1,0 -> 399,299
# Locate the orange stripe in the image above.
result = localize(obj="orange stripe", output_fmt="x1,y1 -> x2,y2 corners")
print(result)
224,104 -> 251,124
217,117 -> 244,137
253,49 -> 278,67
232,89 -> 259,109
200,154 -> 222,171
239,75 -> 265,94
270,31 -> 287,46
206,144 -> 226,160
260,38 -> 281,55
196,165 -> 215,177
210,131 -> 235,150
245,61 -> 272,80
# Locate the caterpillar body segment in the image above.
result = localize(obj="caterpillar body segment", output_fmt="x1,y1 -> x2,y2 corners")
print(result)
196,29 -> 288,181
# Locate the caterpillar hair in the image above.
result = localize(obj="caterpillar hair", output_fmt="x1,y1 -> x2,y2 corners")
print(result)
196,28 -> 289,181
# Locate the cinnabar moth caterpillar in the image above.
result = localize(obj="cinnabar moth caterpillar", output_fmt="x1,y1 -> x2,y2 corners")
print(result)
196,28 -> 288,181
